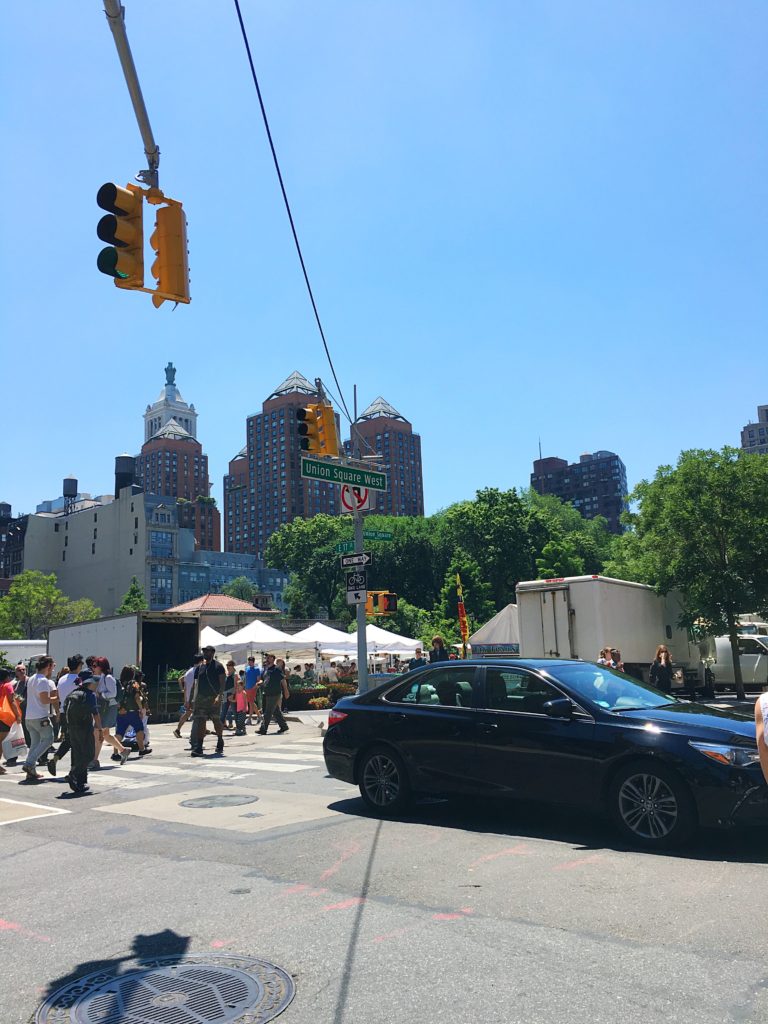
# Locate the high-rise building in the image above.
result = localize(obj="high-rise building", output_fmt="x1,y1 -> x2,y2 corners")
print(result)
741,404 -> 768,456
134,363 -> 220,550
344,397 -> 424,517
531,450 -> 628,534
223,372 -> 340,557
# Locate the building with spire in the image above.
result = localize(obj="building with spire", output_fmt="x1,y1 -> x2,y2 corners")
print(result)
345,396 -> 424,517
223,371 -> 339,556
134,363 -> 220,550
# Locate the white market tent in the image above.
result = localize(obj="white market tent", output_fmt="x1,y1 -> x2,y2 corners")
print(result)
199,626 -> 228,650
216,619 -> 296,661
289,622 -> 355,650
331,623 -> 420,656
468,603 -> 520,656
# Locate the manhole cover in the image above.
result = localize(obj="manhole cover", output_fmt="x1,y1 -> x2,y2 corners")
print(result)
36,954 -> 295,1024
180,794 -> 260,809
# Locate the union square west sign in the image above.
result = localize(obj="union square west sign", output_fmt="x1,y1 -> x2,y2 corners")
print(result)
300,457 -> 388,492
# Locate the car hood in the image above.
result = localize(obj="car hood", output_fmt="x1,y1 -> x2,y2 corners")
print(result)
616,702 -> 756,742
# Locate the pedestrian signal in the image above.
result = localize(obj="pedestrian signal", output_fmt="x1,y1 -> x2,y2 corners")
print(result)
365,591 -> 398,616
96,183 -> 144,289
150,200 -> 191,307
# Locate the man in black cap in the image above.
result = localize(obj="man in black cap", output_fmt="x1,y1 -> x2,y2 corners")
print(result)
190,646 -> 226,757
65,674 -> 101,794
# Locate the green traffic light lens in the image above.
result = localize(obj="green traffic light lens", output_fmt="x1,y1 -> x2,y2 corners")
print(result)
97,247 -> 129,280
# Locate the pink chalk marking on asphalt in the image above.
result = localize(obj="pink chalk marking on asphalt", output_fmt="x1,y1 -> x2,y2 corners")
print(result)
319,840 -> 362,882
322,897 -> 366,911
552,853 -> 604,871
0,919 -> 50,942
433,907 -> 474,921
308,889 -> 329,897
468,843 -> 529,870
373,927 -> 413,944
210,939 -> 234,949
285,883 -> 310,894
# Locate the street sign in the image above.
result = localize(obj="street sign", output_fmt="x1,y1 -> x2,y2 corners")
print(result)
363,529 -> 393,541
335,540 -> 355,554
300,457 -> 388,492
346,569 -> 367,604
340,552 -> 372,568
340,484 -> 373,512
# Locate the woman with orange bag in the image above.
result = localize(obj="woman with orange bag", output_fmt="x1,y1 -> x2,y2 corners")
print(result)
0,668 -> 22,775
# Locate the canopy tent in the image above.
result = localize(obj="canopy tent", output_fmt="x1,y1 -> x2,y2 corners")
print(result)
216,619 -> 297,661
468,603 -> 520,657
289,622 -> 356,650
199,626 -> 228,650
329,623 -> 420,656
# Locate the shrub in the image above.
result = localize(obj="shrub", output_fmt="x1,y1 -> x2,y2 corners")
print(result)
308,696 -> 331,710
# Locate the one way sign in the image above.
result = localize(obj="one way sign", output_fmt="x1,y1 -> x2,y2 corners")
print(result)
340,551 -> 372,568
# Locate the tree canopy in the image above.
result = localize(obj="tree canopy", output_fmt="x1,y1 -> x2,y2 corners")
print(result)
221,576 -> 259,604
0,571 -> 100,639
116,576 -> 149,614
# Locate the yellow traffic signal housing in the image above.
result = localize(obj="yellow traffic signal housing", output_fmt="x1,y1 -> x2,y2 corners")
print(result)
297,404 -> 322,453
365,592 -> 377,616
318,404 -> 340,457
366,591 -> 397,615
150,202 -> 190,307
96,182 -> 144,289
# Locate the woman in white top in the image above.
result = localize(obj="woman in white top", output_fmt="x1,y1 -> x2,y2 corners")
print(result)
92,657 -> 128,767
755,693 -> 768,785
23,655 -> 58,781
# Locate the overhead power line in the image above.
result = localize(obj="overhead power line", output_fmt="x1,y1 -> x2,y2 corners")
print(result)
232,0 -> 353,424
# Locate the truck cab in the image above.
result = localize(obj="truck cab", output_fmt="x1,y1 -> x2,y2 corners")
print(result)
700,634 -> 768,692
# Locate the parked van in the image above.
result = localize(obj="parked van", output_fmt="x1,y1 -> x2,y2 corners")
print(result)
699,634 -> 768,692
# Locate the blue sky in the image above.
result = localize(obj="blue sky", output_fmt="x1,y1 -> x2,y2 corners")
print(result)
2,1 -> 766,519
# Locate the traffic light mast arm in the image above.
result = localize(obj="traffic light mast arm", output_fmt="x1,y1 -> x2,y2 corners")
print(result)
102,0 -> 160,189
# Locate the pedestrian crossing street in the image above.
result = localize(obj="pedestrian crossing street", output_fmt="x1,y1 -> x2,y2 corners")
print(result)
78,730 -> 327,793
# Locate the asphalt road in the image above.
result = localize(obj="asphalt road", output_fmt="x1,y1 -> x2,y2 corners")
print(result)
2,721 -> 768,1024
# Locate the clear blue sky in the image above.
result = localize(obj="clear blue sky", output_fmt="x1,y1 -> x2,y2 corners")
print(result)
2,1 -> 766,519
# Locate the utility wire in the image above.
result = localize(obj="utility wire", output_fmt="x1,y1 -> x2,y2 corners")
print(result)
233,0 -> 353,425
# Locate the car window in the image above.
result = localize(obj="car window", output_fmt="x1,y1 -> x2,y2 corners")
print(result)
738,638 -> 763,656
484,669 -> 561,714
387,668 -> 475,707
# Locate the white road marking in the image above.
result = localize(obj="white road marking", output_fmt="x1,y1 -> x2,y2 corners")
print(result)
0,797 -> 71,825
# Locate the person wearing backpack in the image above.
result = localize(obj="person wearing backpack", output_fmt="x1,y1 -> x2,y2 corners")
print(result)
92,657 -> 129,768
65,675 -> 101,794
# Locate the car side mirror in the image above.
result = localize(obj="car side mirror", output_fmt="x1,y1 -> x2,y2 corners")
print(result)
542,698 -> 573,720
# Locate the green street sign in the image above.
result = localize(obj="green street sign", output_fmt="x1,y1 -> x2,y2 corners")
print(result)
301,457 -> 388,492
363,530 -> 393,541
335,540 -> 355,553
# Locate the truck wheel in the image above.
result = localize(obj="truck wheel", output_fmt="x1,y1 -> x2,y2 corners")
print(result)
608,761 -> 696,849
358,745 -> 411,816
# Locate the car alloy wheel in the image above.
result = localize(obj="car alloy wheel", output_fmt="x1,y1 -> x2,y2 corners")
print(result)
609,761 -> 696,848
618,772 -> 678,840
359,746 -> 410,815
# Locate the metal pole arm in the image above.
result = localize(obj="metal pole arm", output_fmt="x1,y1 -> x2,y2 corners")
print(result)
103,0 -> 160,188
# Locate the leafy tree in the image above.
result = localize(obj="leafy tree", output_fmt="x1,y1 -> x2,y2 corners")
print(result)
626,448 -> 768,699
266,514 -> 348,618
535,536 -> 585,579
0,571 -> 100,639
221,576 -> 258,604
369,598 -> 429,640
523,490 -> 613,576
436,557 -> 494,626
116,576 -> 149,614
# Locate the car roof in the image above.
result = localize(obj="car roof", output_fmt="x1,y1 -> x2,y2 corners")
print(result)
405,658 -> 584,669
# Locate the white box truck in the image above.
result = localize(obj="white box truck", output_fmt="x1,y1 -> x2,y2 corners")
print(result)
48,612 -> 199,691
699,634 -> 768,692
515,575 -> 697,684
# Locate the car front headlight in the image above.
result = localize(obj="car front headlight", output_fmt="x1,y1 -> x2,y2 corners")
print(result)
689,741 -> 761,767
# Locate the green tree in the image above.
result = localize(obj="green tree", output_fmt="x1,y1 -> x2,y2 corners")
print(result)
625,448 -> 768,699
535,536 -> 585,579
436,557 -> 494,627
0,571 -> 100,639
266,514 -> 349,618
116,576 -> 149,614
221,576 -> 257,604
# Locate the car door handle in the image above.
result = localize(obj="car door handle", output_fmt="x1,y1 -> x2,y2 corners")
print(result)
478,722 -> 498,733
392,712 -> 408,722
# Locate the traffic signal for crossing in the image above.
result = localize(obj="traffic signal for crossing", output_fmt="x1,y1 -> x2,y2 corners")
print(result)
381,592 -> 398,614
318,403 -> 340,457
96,183 -> 144,289
297,402 -> 339,456
150,200 -> 191,307
365,591 -> 398,615
297,404 -> 322,453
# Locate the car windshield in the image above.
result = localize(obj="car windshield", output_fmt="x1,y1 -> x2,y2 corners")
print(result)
550,663 -> 677,712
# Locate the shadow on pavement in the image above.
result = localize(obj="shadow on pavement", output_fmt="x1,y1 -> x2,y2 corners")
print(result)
328,794 -> 768,865
40,928 -> 191,1007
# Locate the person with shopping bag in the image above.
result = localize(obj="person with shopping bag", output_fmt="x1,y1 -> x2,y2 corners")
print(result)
0,669 -> 23,774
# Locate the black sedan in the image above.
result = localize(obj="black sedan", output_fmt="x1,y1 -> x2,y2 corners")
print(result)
323,658 -> 768,848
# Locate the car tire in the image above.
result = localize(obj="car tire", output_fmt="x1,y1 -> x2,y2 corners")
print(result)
358,745 -> 411,816
608,760 -> 697,849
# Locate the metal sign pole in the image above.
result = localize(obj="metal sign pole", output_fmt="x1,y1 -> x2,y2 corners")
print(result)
353,385 -> 369,695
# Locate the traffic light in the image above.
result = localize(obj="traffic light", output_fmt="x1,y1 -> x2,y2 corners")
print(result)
297,404 -> 322,453
365,591 -> 398,615
96,182 -> 144,289
318,404 -> 340,457
150,200 -> 190,307
381,592 -> 398,614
